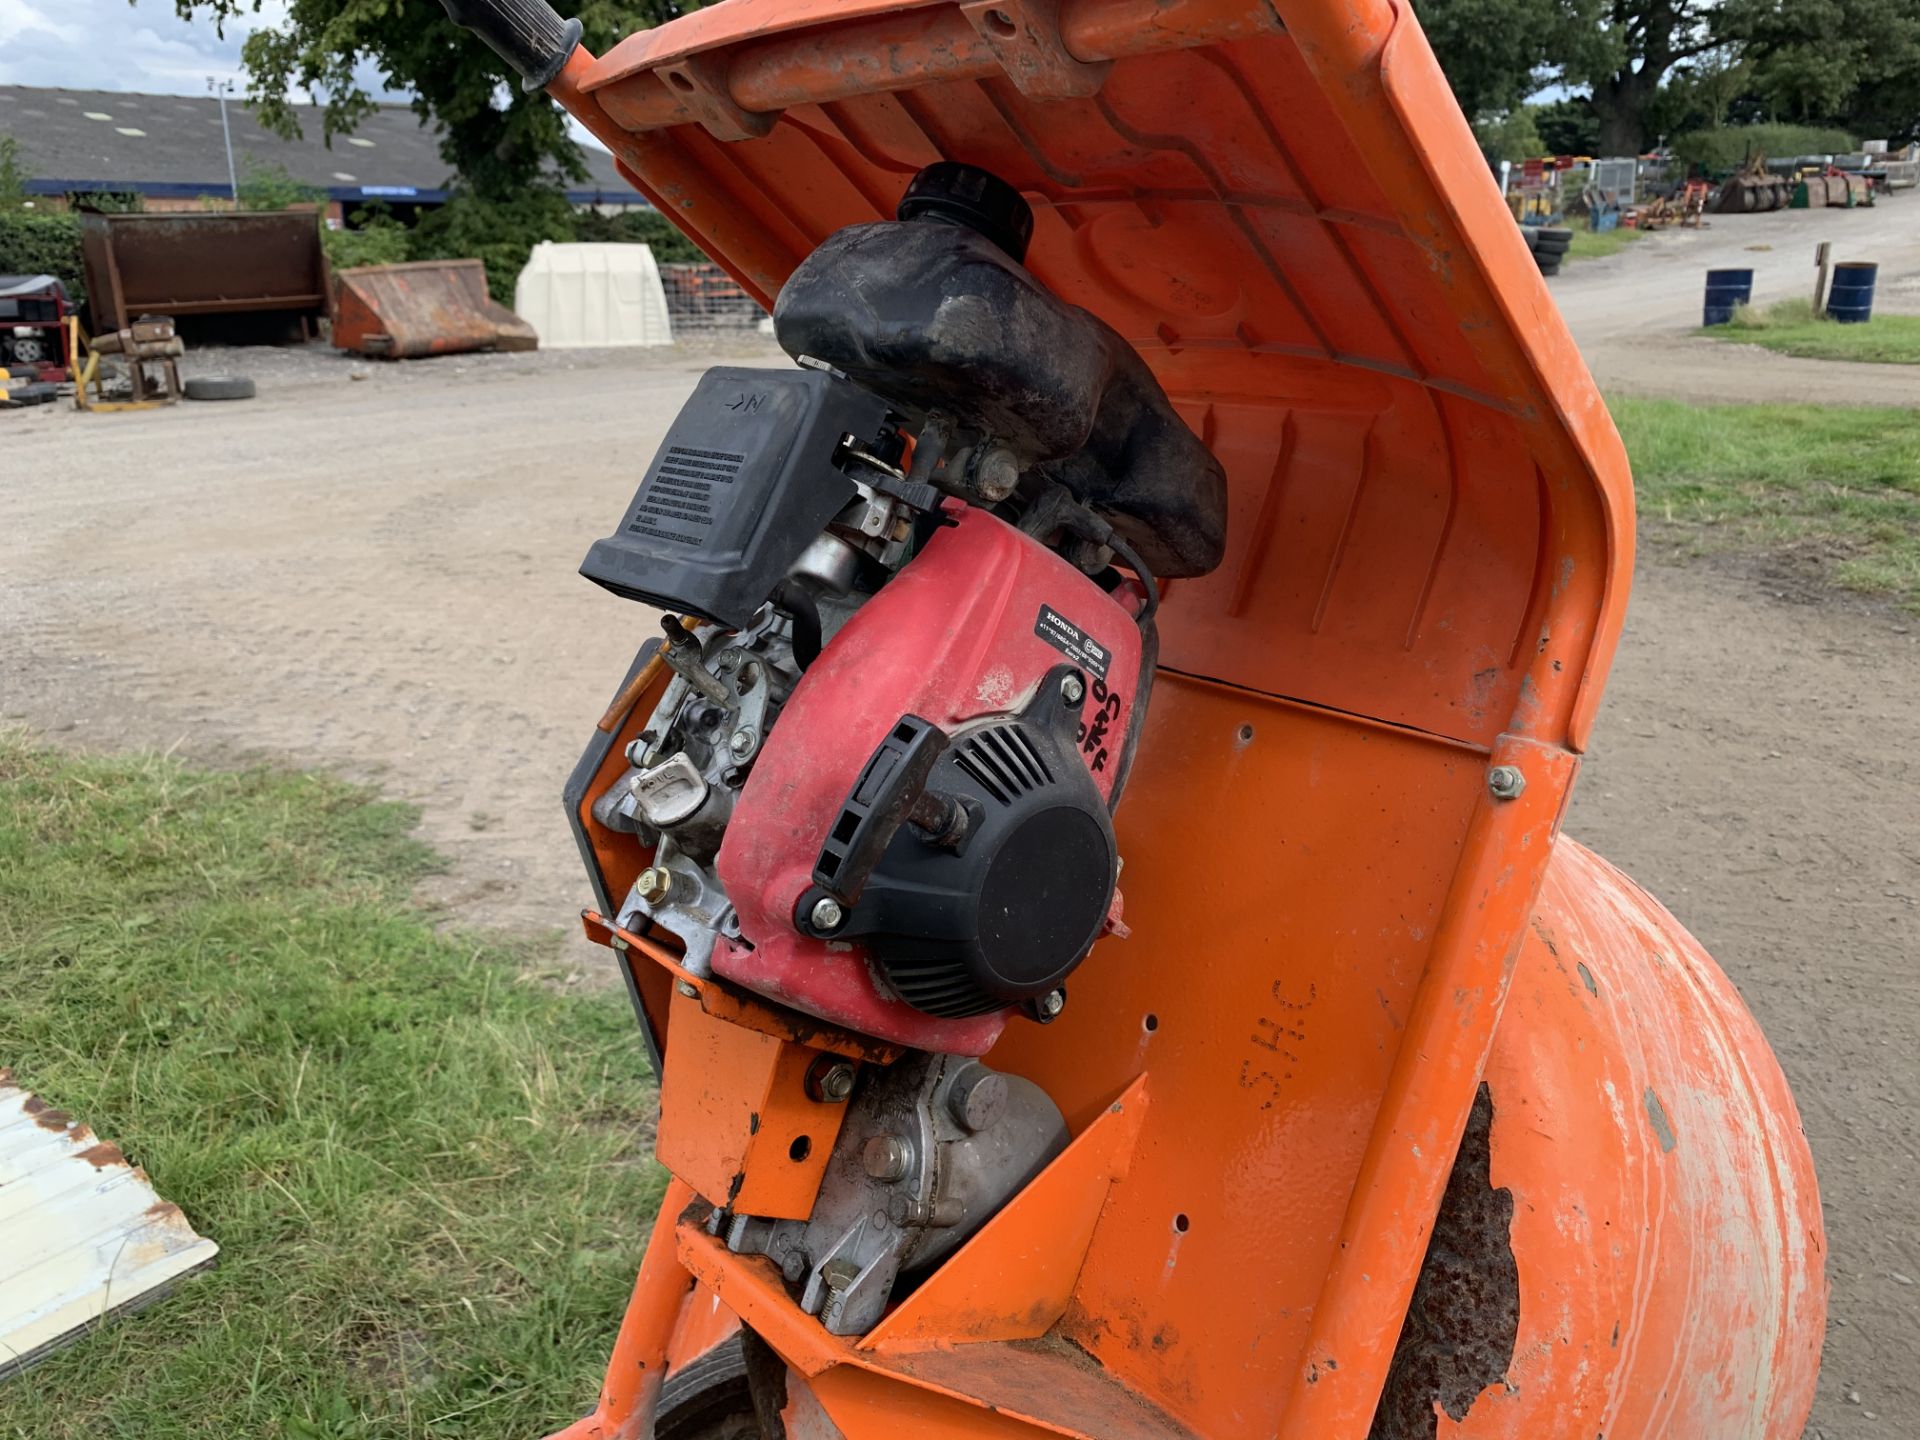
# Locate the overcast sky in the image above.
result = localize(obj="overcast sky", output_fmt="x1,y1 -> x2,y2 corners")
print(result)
0,0 -> 277,93
0,0 -> 613,150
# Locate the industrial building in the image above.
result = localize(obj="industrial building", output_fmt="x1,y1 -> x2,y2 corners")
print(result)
0,84 -> 646,220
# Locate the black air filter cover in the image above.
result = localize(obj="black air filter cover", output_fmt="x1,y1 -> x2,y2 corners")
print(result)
579,366 -> 891,628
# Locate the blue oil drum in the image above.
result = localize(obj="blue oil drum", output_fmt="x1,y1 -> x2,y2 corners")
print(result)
1703,268 -> 1754,327
1828,262 -> 1879,324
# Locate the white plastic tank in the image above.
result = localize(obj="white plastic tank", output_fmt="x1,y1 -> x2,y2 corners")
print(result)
514,241 -> 674,349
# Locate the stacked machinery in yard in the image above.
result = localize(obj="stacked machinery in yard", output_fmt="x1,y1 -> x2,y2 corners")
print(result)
1716,153 -> 1877,214
0,275 -> 73,382
1637,181 -> 1711,230
439,0 -> 1826,1436
1716,154 -> 1797,213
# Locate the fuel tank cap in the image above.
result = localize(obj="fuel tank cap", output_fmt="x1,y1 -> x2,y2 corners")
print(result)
897,161 -> 1035,263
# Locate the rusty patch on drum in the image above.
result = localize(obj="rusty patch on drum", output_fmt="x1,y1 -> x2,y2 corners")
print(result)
1367,1083 -> 1520,1438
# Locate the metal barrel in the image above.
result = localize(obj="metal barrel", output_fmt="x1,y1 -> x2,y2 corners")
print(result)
1703,268 -> 1754,327
1828,262 -> 1879,325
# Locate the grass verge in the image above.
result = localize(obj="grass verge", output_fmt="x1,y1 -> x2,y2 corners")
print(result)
1566,226 -> 1646,263
1613,396 -> 1920,606
1706,297 -> 1920,365
0,736 -> 662,1440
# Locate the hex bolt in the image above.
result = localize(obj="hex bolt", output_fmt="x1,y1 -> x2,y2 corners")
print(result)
674,980 -> 699,999
805,1057 -> 857,1104
1061,674 -> 1086,707
862,1134 -> 914,1183
946,1064 -> 1009,1133
1038,988 -> 1067,1020
781,1250 -> 809,1284
729,728 -> 757,759
810,896 -> 846,933
637,866 -> 674,905
1487,765 -> 1528,802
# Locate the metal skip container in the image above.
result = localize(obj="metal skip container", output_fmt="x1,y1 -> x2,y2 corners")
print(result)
331,259 -> 539,359
78,209 -> 331,336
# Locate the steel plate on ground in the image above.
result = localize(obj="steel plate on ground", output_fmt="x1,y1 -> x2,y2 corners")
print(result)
0,1070 -> 218,1381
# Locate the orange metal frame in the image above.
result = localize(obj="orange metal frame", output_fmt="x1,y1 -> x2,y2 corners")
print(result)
531,2 -> 1823,1436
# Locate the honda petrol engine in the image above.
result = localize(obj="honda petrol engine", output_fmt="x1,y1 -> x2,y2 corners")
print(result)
567,163 -> 1226,1331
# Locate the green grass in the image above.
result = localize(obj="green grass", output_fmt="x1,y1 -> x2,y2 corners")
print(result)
1613,396 -> 1920,604
1705,297 -> 1920,365
0,737 -> 663,1440
1566,225 -> 1646,263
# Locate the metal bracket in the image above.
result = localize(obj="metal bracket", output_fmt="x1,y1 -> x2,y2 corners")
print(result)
649,51 -> 775,141
959,0 -> 1113,99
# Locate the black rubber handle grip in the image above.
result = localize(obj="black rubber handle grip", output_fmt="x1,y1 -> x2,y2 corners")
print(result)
438,0 -> 583,92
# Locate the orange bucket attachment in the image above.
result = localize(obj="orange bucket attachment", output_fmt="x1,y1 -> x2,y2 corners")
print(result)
331,258 -> 537,359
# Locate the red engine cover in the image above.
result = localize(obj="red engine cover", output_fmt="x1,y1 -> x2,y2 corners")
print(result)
714,506 -> 1144,1055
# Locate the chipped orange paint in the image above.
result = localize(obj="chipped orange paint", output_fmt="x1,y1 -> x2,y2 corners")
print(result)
528,2 -> 1824,1437
655,988 -> 850,1222
544,1179 -> 697,1440
582,911 -> 903,1065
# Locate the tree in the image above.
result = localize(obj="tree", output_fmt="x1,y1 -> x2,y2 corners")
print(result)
168,0 -> 701,201
1533,97 -> 1601,153
1474,108 -> 1545,162
235,160 -> 327,212
1414,0 -> 1568,120
1724,0 -> 1920,141
1413,0 -> 1620,123
0,135 -> 27,211
1556,1 -> 1722,155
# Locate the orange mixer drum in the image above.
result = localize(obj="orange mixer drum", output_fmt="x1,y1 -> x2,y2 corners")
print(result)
434,0 -> 1832,1433
1384,841 -> 1826,1438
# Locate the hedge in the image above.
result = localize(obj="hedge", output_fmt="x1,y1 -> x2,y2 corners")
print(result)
0,210 -> 85,311
1673,124 -> 1859,174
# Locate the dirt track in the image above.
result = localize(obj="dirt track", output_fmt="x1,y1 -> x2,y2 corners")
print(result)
1556,199 -> 1920,407
3,316 -> 1915,1435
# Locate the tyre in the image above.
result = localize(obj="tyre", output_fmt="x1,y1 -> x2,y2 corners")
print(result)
1539,259 -> 1562,276
656,1336 -> 759,1440
1520,227 -> 1540,251
1535,228 -> 1574,252
184,375 -> 256,401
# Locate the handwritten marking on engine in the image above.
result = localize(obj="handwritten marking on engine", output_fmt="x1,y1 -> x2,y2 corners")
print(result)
1077,674 -> 1126,774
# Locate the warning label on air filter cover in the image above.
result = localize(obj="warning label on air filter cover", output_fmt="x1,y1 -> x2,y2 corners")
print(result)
1034,605 -> 1112,682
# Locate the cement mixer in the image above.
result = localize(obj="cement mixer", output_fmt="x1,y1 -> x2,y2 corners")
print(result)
433,1 -> 1827,1435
